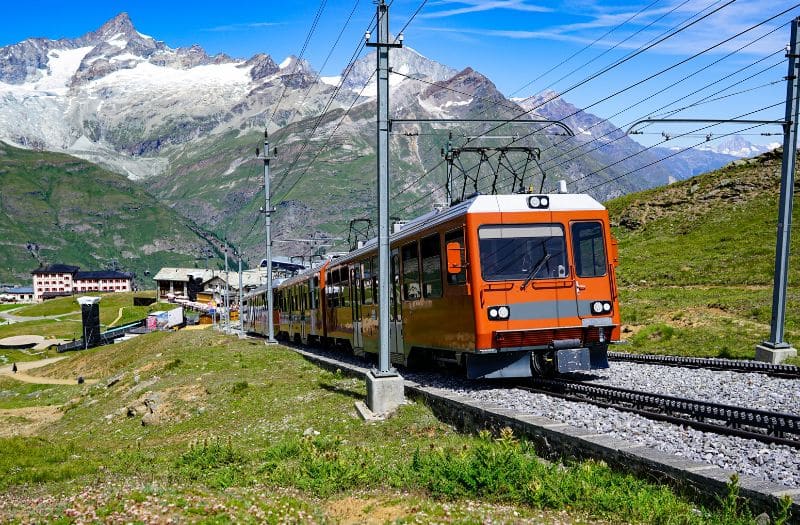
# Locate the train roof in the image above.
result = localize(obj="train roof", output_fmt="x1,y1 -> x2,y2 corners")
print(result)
332,193 -> 605,267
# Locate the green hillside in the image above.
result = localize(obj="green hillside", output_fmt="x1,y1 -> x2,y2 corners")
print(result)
608,148 -> 799,362
0,142 -> 220,287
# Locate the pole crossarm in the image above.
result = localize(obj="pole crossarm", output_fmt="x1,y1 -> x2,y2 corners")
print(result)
391,118 -> 575,136
626,118 -> 788,135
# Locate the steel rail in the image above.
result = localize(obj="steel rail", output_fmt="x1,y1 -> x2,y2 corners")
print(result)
608,352 -> 800,379
523,378 -> 800,448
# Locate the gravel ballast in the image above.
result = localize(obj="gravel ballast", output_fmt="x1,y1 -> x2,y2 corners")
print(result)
305,345 -> 800,489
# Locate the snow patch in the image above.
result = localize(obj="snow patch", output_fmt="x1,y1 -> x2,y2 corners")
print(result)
106,33 -> 128,48
279,57 -> 292,69
320,75 -> 341,86
111,53 -> 142,63
93,60 -> 251,91
30,46 -> 94,94
443,99 -> 471,108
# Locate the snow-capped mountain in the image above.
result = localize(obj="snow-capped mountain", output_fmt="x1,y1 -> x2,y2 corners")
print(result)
0,13 -> 743,262
0,13 -> 452,179
697,135 -> 780,158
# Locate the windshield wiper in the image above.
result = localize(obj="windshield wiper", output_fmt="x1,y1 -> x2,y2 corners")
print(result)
520,253 -> 551,291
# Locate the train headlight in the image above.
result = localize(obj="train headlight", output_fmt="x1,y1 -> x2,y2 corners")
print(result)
527,195 -> 550,209
591,301 -> 612,315
488,305 -> 510,320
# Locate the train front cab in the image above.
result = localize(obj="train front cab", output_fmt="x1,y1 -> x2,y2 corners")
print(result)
457,194 -> 620,379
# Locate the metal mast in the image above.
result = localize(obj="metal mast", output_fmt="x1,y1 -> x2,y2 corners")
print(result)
261,130 -> 278,344
757,17 -> 799,363
363,0 -> 405,415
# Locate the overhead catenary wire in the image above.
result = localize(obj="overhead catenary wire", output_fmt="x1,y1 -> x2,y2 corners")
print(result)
266,0 -> 330,126
507,0 -> 666,99
380,0 -> 747,212
539,52 -> 786,172
570,101 -> 786,189
536,24 -> 788,166
459,0 -> 739,148
280,0 -> 361,127
540,54 -> 786,172
269,15 -> 377,199
510,6 -> 796,157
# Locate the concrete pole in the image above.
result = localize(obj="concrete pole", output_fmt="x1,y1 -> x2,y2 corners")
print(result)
756,17 -> 799,363
376,2 -> 391,375
263,130 -> 278,344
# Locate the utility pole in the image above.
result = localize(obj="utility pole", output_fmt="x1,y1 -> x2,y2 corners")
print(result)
757,16 -> 799,363
238,250 -> 244,338
224,242 -> 230,333
260,130 -> 278,344
363,0 -> 405,416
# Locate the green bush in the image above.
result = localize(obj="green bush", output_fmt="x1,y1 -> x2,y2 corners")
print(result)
177,438 -> 245,488
260,435 -> 374,496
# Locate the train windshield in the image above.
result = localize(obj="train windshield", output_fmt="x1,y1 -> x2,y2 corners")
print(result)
478,224 -> 567,281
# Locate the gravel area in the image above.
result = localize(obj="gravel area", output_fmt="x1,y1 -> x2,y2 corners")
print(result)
299,345 -> 800,488
585,362 -> 800,415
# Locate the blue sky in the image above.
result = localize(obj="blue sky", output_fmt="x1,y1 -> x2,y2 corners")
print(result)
2,0 -> 799,148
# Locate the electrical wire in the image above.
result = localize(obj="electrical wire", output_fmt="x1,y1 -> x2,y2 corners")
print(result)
507,0 -> 666,99
540,55 -> 785,172
266,0 -> 329,127
541,60 -> 785,174
281,0 -> 361,127
380,0 -> 747,210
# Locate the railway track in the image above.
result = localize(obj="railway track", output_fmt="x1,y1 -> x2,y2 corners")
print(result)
608,351 -> 800,379
523,377 -> 800,448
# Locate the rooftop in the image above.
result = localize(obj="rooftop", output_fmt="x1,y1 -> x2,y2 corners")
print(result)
31,264 -> 80,275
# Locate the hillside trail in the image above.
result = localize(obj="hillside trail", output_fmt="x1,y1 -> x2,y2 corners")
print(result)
0,309 -> 79,323
0,356 -> 97,385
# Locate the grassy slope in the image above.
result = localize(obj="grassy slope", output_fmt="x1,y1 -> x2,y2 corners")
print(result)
0,142 -> 215,287
0,292 -> 171,361
0,330 -> 773,523
608,149 -> 799,362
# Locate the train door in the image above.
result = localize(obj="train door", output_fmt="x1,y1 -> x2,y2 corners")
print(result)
390,249 -> 404,363
570,221 -> 614,329
351,265 -> 364,351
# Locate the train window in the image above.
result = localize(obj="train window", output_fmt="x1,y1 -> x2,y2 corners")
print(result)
332,268 -> 342,308
478,224 -> 567,281
371,256 -> 379,301
420,234 -> 443,298
401,242 -> 421,300
444,229 -> 467,285
571,222 -> 607,278
341,266 -> 350,307
363,259 -> 373,305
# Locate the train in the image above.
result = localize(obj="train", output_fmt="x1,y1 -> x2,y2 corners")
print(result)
243,188 -> 620,379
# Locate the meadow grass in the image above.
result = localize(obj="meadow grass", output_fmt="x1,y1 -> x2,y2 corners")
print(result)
0,330 -> 785,523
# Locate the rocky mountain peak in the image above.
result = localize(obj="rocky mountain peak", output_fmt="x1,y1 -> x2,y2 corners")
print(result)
244,53 -> 279,81
93,12 -> 137,40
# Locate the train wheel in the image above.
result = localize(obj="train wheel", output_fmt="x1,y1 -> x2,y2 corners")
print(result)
530,350 -> 556,378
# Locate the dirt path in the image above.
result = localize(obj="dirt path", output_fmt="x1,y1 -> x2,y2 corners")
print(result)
0,406 -> 62,437
0,356 -> 98,385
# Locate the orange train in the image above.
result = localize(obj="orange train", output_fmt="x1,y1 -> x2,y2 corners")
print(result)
243,191 -> 620,378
